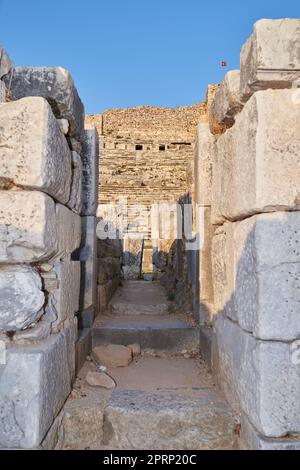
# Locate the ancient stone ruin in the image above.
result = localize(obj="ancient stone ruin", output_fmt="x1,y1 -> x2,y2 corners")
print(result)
1,18 -> 300,450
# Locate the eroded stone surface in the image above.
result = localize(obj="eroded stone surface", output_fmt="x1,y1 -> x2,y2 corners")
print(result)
104,389 -> 238,450
4,67 -> 85,140
0,266 -> 44,331
60,388 -> 106,450
0,97 -> 72,203
0,191 -> 57,263
212,89 -> 300,224
240,19 -> 300,103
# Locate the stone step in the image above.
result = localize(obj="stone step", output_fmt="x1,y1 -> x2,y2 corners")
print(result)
92,314 -> 199,352
103,388 -> 238,450
109,280 -> 171,316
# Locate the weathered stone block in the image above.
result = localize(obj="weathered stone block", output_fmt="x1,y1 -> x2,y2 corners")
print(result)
214,314 -> 300,438
0,321 -> 76,449
240,413 -> 300,450
194,123 -> 214,206
240,19 -> 300,103
212,89 -> 300,224
42,259 -> 81,330
81,127 -> 99,216
55,204 -> 81,260
104,389 -> 238,450
0,191 -> 57,263
67,152 -> 82,214
0,47 -> 12,79
4,67 -> 85,140
212,212 -> 300,341
122,237 -> 143,280
0,266 -> 44,331
0,97 -> 71,203
209,70 -> 243,132
211,224 -> 236,322
0,81 -> 6,103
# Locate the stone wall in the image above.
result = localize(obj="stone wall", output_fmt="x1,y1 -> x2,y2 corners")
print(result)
0,49 -> 98,448
191,19 -> 300,449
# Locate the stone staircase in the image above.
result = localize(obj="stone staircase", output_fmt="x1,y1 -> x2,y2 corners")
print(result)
60,281 -> 239,450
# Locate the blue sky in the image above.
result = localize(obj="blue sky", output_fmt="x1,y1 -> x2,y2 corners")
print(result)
0,0 -> 299,114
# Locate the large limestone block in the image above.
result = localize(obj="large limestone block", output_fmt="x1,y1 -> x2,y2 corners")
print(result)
55,204 -> 81,260
240,19 -> 300,103
42,259 -> 81,330
81,127 -> 99,216
214,315 -> 300,438
0,47 -> 12,79
212,213 -> 300,341
209,70 -> 243,133
234,212 -> 300,341
0,97 -> 71,203
194,123 -> 214,206
0,266 -> 44,332
0,191 -> 57,263
0,321 -> 76,449
0,81 -> 6,103
212,89 -> 300,224
4,67 -> 85,140
67,152 -> 82,214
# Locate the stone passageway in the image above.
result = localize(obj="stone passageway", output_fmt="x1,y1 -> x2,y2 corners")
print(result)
60,280 -> 239,450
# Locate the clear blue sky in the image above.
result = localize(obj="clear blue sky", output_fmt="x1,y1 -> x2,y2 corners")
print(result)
0,0 -> 299,114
